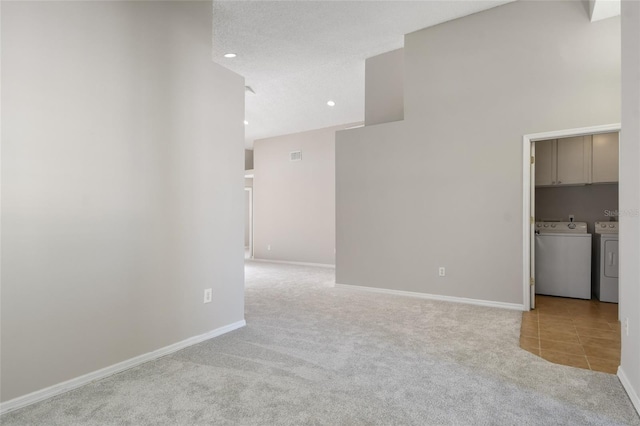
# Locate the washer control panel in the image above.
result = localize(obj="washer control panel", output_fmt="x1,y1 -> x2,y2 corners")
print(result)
594,221 -> 619,234
535,221 -> 588,234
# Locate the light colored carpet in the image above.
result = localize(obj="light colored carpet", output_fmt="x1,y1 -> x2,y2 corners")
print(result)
2,261 -> 639,425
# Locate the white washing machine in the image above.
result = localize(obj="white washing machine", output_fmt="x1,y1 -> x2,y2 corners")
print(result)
535,222 -> 592,299
593,221 -> 619,303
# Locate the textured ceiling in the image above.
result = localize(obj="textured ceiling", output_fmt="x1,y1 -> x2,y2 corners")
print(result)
212,1 -> 514,149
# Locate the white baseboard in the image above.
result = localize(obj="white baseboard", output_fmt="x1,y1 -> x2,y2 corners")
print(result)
334,283 -> 525,311
251,258 -> 335,269
618,366 -> 640,415
0,319 -> 246,416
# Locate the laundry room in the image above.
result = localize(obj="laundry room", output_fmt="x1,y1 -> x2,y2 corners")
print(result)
534,132 -> 619,303
521,131 -> 622,373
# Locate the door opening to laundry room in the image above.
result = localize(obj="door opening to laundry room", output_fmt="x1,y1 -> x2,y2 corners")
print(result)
523,124 -> 620,309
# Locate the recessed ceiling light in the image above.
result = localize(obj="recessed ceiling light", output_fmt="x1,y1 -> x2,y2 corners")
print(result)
327,100 -> 336,107
224,53 -> 237,58
244,120 -> 249,125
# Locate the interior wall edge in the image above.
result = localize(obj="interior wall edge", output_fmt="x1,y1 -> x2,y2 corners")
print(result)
0,320 -> 247,416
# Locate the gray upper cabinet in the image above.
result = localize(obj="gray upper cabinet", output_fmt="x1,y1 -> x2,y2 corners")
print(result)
592,132 -> 619,183
535,136 -> 590,187
534,139 -> 557,186
556,135 -> 591,185
535,133 -> 618,187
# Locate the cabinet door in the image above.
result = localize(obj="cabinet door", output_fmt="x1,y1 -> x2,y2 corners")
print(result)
592,132 -> 619,183
534,139 -> 556,186
557,136 -> 589,185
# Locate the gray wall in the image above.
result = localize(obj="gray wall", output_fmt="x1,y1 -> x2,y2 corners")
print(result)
254,123 -> 358,265
336,1 -> 620,304
620,0 -> 640,411
1,1 -> 245,402
535,185 -> 619,233
365,48 -> 404,126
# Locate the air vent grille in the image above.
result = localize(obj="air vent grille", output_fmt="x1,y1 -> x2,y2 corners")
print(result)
290,151 -> 302,162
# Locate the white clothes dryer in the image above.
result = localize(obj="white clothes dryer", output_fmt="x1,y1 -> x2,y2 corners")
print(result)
593,221 -> 619,303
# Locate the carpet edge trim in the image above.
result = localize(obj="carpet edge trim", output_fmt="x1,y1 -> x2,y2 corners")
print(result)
334,283 -> 525,311
618,366 -> 640,416
0,319 -> 247,416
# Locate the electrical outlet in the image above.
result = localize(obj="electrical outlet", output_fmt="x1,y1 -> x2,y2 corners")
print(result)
267,245 -> 271,251
438,267 -> 446,277
625,318 -> 629,336
204,288 -> 212,304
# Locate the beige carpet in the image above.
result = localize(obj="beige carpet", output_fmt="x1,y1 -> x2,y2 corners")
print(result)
2,260 -> 639,425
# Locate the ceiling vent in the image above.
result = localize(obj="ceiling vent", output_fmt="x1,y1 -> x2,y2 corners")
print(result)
245,86 -> 256,95
290,151 -> 302,162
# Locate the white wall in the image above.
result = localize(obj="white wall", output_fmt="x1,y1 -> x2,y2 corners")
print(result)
619,0 -> 640,412
365,49 -> 404,126
336,1 -> 620,305
1,1 -> 245,402
253,124 -> 358,266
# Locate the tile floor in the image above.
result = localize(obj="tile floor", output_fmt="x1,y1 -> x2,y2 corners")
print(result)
520,295 -> 621,373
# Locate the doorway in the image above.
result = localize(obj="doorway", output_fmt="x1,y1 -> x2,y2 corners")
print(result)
244,186 -> 253,260
522,123 -> 621,310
